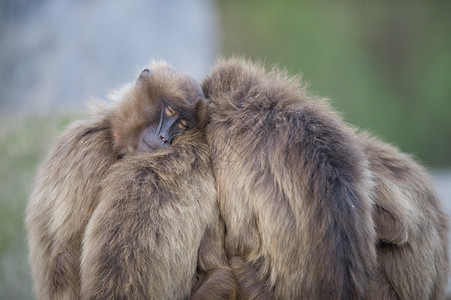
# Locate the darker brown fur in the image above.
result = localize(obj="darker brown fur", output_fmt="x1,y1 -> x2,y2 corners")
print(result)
202,58 -> 449,299
26,61 -> 234,299
202,58 -> 377,299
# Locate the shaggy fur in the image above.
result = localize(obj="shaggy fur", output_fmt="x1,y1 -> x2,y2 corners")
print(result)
202,58 -> 449,299
26,61 -> 233,299
361,133 -> 449,299
202,58 -> 377,299
80,130 -> 235,299
26,117 -> 114,300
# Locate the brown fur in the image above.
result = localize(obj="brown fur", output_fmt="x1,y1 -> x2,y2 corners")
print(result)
360,133 -> 449,299
202,57 -> 449,299
26,61 -> 234,299
26,117 -> 115,300
228,256 -> 272,299
80,130 -> 235,299
202,58 -> 377,299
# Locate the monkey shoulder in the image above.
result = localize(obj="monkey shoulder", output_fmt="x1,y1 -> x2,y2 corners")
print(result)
42,118 -> 114,173
100,136 -> 214,211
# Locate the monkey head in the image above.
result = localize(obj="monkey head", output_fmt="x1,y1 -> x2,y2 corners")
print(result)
108,61 -> 208,156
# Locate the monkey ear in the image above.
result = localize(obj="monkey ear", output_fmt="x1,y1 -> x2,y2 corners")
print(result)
138,68 -> 151,82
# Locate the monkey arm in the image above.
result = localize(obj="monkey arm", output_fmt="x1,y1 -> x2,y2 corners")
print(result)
358,132 -> 449,299
360,132 -> 430,246
374,204 -> 410,245
26,119 -> 115,300
227,256 -> 273,300
191,220 -> 237,300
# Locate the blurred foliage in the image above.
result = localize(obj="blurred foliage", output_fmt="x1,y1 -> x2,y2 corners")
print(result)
0,114 -> 82,299
217,0 -> 451,167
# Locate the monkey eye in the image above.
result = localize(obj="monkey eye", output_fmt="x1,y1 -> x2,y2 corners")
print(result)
165,105 -> 176,117
178,119 -> 189,130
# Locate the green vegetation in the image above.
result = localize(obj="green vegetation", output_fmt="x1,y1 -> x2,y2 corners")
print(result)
218,0 -> 451,167
0,114 -> 82,299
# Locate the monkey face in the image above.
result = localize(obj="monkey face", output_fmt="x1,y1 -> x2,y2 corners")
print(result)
136,101 -> 194,152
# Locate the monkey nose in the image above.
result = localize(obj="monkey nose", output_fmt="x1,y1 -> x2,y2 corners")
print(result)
159,134 -> 169,144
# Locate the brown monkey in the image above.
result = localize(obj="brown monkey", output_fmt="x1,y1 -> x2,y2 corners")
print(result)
80,129 -> 235,299
26,61 -> 235,299
225,133 -> 450,300
360,132 -> 449,299
202,58 -> 378,299
202,58 -> 449,299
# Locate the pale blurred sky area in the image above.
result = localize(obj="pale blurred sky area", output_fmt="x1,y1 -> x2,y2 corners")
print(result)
0,0 -> 218,115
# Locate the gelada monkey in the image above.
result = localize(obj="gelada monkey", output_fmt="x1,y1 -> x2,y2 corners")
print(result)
202,58 -> 448,299
26,61 -> 235,299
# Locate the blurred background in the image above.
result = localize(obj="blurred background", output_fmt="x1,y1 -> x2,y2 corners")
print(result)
0,0 -> 450,298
